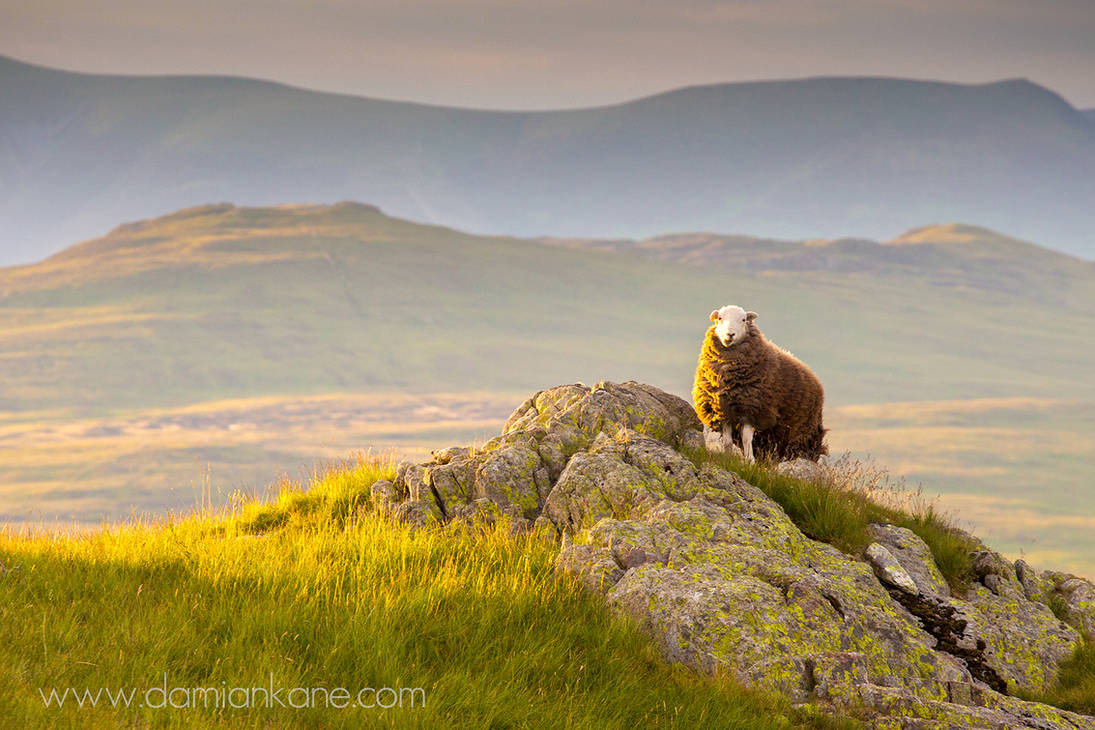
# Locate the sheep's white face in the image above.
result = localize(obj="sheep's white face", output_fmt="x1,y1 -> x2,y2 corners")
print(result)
710,305 -> 757,347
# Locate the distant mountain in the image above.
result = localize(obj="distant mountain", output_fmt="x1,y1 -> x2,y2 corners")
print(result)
6,57 -> 1095,263
1083,108 -> 1095,124
3,57 -> 1095,263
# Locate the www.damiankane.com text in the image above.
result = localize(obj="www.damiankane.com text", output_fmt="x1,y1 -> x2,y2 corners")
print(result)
39,674 -> 425,710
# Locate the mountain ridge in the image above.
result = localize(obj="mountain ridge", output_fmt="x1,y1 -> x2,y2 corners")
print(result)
3,56 -> 1094,265
1,54 -> 1072,115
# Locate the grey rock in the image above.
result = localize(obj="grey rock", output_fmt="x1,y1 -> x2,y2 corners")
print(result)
1015,560 -> 1047,603
679,428 -> 705,453
1043,571 -> 1095,636
386,381 -> 702,523
865,543 -> 920,595
862,526 -> 1078,693
869,523 -> 951,597
850,682 -> 1095,729
369,479 -> 399,513
776,457 -> 825,482
430,446 -> 470,464
447,498 -> 531,534
391,497 -> 442,526
400,463 -> 432,505
555,542 -> 623,594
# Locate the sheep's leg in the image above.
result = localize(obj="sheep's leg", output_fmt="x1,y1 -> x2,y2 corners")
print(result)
741,423 -> 755,462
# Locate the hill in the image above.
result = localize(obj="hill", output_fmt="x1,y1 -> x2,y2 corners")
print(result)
1,203 -> 1093,575
3,55 -> 1095,263
3,203 -> 1092,411
540,222 -> 1092,298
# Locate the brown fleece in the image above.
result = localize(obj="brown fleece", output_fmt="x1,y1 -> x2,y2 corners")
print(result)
692,323 -> 828,461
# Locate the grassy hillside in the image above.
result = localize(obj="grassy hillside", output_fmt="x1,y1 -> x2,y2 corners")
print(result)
4,55 -> 1095,263
0,457 -> 849,729
1,202 -> 1093,575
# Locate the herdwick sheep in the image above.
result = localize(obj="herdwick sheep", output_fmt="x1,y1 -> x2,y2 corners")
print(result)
692,305 -> 828,462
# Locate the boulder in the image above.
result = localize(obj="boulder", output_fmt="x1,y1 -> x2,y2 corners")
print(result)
389,380 -> 704,524
865,542 -> 920,595
1043,571 -> 1095,637
775,457 -> 825,482
868,523 -> 950,597
379,381 -> 1094,729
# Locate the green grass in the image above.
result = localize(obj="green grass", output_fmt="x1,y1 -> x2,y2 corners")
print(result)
681,447 -> 978,592
0,456 -> 852,729
1048,593 -> 1071,622
1042,640 -> 1095,715
1021,639 -> 1095,716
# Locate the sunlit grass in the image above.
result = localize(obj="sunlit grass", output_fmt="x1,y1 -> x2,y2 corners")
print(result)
0,455 -> 850,729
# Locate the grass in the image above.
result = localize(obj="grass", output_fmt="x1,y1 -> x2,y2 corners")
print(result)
1048,592 -> 1071,622
0,455 -> 852,729
681,447 -> 978,592
1041,640 -> 1095,715
1021,639 -> 1095,716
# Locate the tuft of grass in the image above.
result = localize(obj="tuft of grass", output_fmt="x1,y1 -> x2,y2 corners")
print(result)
0,456 -> 850,729
1044,639 -> 1095,715
683,447 -> 977,592
232,452 -> 390,534
1020,637 -> 1095,715
1047,592 -> 1071,622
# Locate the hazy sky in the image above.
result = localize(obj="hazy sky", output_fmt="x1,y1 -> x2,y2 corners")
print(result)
3,0 -> 1094,110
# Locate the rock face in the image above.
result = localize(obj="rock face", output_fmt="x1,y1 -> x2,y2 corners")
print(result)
387,381 -> 703,528
863,528 -> 1081,696
384,381 -> 1095,730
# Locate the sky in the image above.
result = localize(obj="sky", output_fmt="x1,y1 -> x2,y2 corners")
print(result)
2,0 -> 1094,110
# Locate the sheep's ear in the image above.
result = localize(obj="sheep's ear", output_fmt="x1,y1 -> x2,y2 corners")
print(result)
709,310 -> 720,323
746,311 -> 758,321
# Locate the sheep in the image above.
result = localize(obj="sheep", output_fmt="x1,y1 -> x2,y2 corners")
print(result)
692,305 -> 828,462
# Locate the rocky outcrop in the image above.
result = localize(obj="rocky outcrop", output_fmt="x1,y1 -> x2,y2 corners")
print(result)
384,381 -> 703,528
383,381 -> 1095,730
